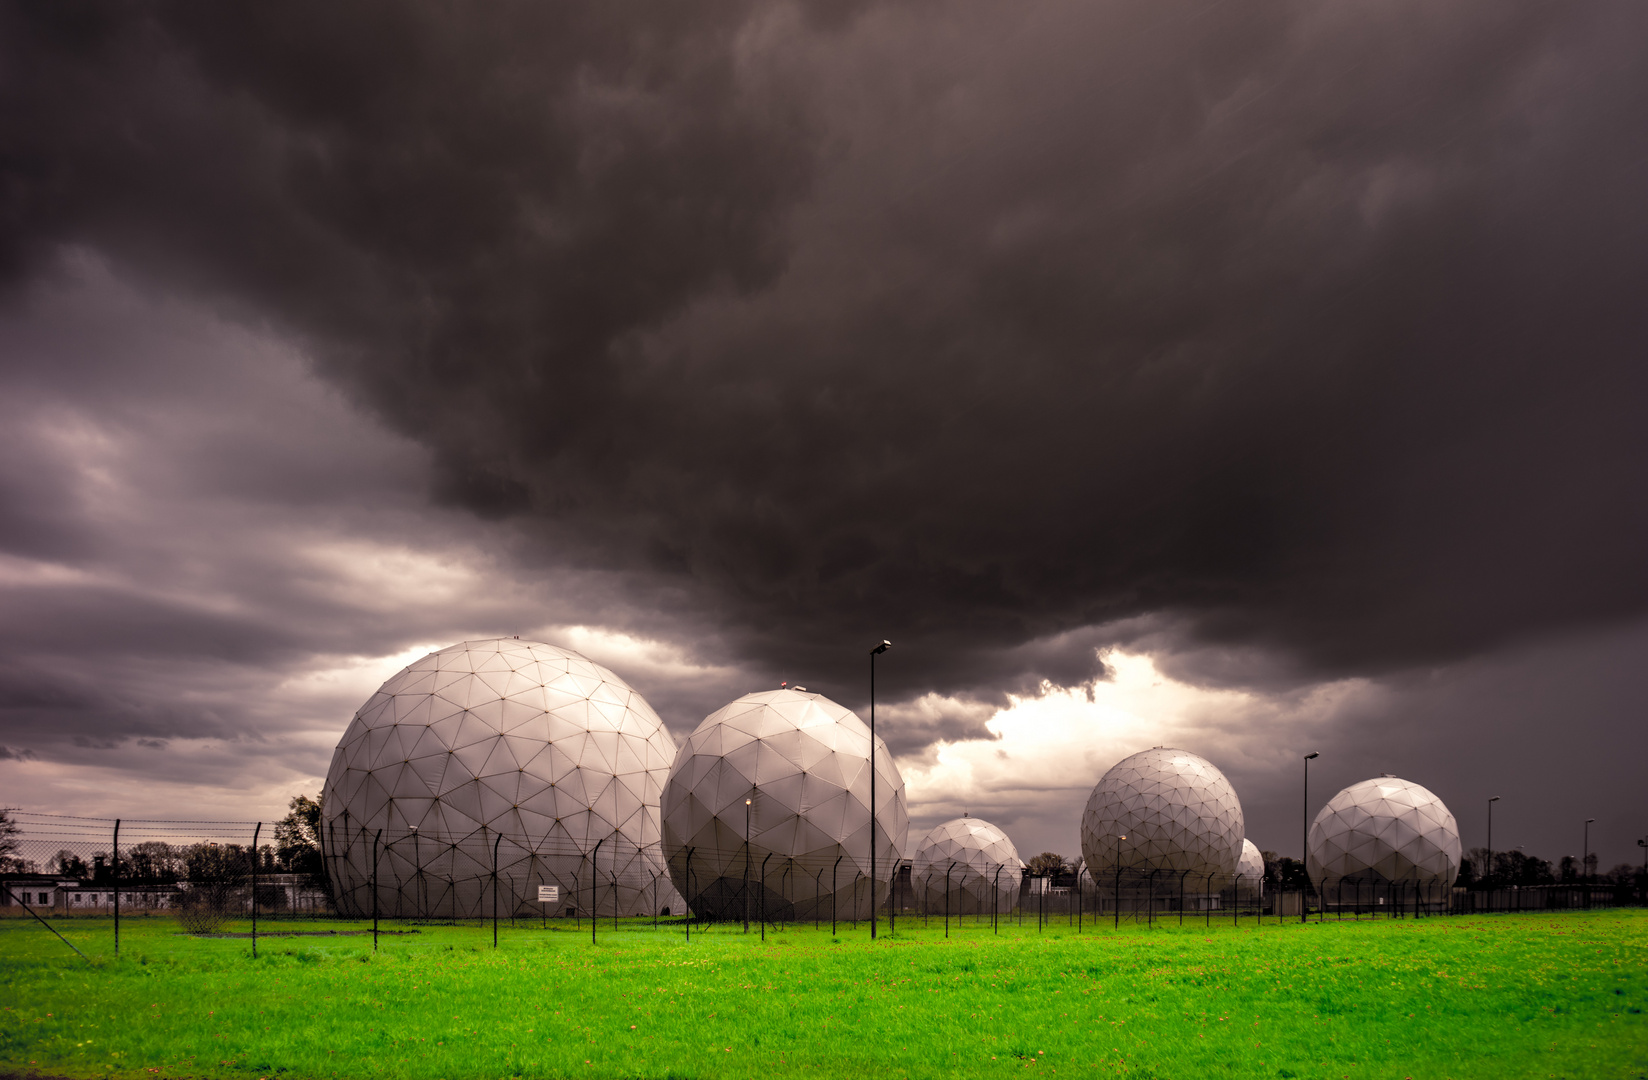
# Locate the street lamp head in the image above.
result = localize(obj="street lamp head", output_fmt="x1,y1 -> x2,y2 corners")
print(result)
871,640 -> 892,655
1489,795 -> 1501,803
1304,752 -> 1319,760
745,798 -> 752,806
1585,818 -> 1595,824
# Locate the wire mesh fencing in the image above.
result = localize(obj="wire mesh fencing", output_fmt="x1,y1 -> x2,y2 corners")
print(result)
3,811 -> 1642,963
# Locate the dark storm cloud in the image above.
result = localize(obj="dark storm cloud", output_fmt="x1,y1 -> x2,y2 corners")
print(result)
5,0 -> 1648,720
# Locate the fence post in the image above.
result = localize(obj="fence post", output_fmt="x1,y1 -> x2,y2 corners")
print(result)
112,819 -> 121,957
591,838 -> 604,946
1076,868 -> 1082,934
832,855 -> 842,936
993,866 -> 1002,935
888,860 -> 897,937
1114,866 -> 1121,930
411,827 -> 422,920
759,853 -> 773,941
373,828 -> 383,954
251,822 -> 263,959
325,820 -> 337,914
489,832 -> 502,949
684,848 -> 693,942
944,862 -> 954,938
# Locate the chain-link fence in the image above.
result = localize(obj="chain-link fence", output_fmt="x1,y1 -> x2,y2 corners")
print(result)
4,811 -> 1643,961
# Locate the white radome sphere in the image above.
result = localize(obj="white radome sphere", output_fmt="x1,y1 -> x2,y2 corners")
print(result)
1079,747 -> 1244,880
321,639 -> 681,917
661,688 -> 907,921
1306,776 -> 1461,886
911,817 -> 1024,916
1237,838 -> 1266,893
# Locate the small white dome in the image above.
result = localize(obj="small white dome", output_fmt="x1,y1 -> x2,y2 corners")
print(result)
911,817 -> 1024,915
1079,747 -> 1244,880
1306,776 -> 1460,886
661,688 -> 907,921
1237,838 -> 1265,893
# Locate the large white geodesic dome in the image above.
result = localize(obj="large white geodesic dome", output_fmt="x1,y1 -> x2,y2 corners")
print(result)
661,688 -> 907,922
321,639 -> 682,918
1079,747 -> 1244,881
911,817 -> 1024,916
1236,838 -> 1265,893
1306,776 -> 1461,886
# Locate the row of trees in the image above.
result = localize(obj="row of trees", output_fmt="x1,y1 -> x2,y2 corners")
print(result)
1014,846 -> 1646,891
0,797 -> 325,882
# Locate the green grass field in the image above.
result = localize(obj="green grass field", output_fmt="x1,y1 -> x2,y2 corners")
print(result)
2,908 -> 1644,1079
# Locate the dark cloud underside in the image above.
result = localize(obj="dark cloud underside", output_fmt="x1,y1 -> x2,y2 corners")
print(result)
4,0 -> 1647,710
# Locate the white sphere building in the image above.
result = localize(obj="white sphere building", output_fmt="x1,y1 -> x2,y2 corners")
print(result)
661,688 -> 907,922
1306,776 -> 1461,886
1236,838 -> 1266,894
911,817 -> 1024,916
1079,747 -> 1244,882
321,639 -> 682,918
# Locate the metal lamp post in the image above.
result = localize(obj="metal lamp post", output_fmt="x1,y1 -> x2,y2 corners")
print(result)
744,796 -> 753,934
1113,834 -> 1127,929
869,639 -> 890,940
1583,818 -> 1595,884
1301,752 -> 1318,924
1486,795 -> 1500,890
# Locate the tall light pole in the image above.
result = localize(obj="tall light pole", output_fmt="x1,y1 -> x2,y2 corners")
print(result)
744,796 -> 753,934
1486,795 -> 1500,888
1301,752 -> 1318,924
869,639 -> 891,940
1583,818 -> 1595,885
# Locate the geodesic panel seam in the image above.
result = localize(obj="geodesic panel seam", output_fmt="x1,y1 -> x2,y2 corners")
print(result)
1078,747 -> 1244,879
1305,776 -> 1460,886
911,817 -> 1023,915
661,688 -> 908,922
321,639 -> 683,917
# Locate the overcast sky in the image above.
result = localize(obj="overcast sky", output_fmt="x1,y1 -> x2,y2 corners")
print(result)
3,0 -> 1645,868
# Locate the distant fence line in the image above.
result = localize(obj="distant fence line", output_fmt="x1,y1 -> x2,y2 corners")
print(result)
3,812 -> 1642,933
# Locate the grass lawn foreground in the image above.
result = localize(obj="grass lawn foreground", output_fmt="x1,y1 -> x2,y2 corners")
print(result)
2,908 -> 1644,1079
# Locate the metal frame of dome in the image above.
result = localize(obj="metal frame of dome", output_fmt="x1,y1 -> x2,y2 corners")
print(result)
1306,776 -> 1461,886
1079,747 -> 1245,882
1236,837 -> 1265,895
321,638 -> 682,918
911,817 -> 1024,917
660,688 -> 907,923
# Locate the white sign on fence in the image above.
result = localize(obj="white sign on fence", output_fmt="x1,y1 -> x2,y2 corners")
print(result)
538,885 -> 560,903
